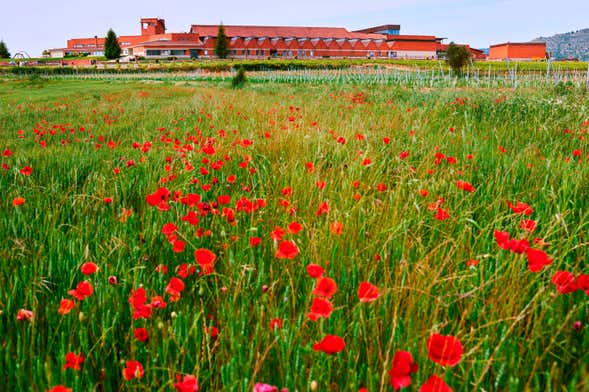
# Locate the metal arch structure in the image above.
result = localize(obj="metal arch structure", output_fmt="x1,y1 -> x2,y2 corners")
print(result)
12,51 -> 32,59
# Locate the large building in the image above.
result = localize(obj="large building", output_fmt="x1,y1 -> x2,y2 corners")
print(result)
49,18 -> 446,60
488,42 -> 547,61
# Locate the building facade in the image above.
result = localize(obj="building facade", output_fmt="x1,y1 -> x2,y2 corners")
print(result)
488,42 -> 547,60
49,18 -> 446,60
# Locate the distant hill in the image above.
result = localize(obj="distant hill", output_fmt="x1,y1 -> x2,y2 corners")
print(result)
533,29 -> 589,61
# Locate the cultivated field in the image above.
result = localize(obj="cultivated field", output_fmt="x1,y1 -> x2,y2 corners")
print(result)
0,77 -> 588,391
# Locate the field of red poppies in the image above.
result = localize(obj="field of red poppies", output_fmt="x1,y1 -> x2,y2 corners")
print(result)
0,78 -> 588,391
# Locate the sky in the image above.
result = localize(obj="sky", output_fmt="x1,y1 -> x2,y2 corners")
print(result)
2,0 -> 589,57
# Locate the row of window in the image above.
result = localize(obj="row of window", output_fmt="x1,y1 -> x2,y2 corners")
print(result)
224,49 -> 398,57
145,49 -> 187,56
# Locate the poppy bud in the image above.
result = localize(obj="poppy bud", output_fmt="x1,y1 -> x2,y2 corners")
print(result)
171,311 -> 177,319
79,312 -> 87,322
261,285 -> 269,293
573,321 -> 582,331
108,276 -> 118,285
310,381 -> 318,391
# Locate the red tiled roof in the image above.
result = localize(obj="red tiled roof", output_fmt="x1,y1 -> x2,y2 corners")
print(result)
388,35 -> 440,41
489,42 -> 546,48
190,25 -> 382,40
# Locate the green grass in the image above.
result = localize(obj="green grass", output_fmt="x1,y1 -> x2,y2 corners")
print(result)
0,79 -> 588,391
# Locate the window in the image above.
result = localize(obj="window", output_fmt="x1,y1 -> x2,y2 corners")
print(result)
388,51 -> 397,58
146,50 -> 161,56
171,50 -> 185,56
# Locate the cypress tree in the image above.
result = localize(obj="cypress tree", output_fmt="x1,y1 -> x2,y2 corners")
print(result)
0,40 -> 11,59
104,29 -> 121,59
214,24 -> 229,59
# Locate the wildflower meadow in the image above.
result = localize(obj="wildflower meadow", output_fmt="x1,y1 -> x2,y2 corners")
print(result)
0,76 -> 587,391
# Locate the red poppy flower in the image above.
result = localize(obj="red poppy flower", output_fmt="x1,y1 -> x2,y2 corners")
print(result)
507,201 -> 533,216
253,383 -> 278,392
312,334 -> 345,354
123,360 -> 144,380
316,201 -> 329,216
399,151 -> 409,160
103,197 -> 113,204
526,248 -> 553,272
249,237 -> 261,247
146,187 -> 171,210
174,374 -> 199,392
151,295 -> 167,308
520,219 -> 536,232
135,327 -> 149,342
80,262 -> 98,275
194,248 -> 216,274
330,221 -> 344,235
12,197 -> 25,206
455,180 -> 475,192
435,208 -> 449,221
358,281 -> 380,302
275,240 -> 299,259
308,297 -> 333,321
162,223 -> 178,236
312,277 -> 337,298
551,271 -> 578,294
16,309 -> 33,321
172,239 -> 185,253
287,221 -> 303,234
20,166 -> 32,176
269,318 -> 283,330
58,299 -> 75,315
205,326 -> 219,338
426,333 -> 463,367
306,264 -> 324,278
129,288 -> 152,320
63,352 -> 84,370
419,375 -> 452,392
271,227 -> 285,241
506,238 -> 530,254
68,280 -> 94,301
494,230 -> 510,250
47,386 -> 72,392
389,350 -> 418,390
166,277 -> 186,301
577,274 -> 589,295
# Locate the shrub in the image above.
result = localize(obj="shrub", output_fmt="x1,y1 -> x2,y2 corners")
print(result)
445,42 -> 471,75
231,66 -> 247,88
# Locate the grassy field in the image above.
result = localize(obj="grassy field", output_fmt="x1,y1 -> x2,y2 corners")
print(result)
0,77 -> 588,391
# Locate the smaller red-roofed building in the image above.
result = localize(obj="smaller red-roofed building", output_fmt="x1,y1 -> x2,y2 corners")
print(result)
488,42 -> 547,60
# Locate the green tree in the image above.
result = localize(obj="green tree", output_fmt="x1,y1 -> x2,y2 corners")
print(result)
0,40 -> 11,59
104,29 -> 121,59
214,24 -> 229,59
445,42 -> 472,75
